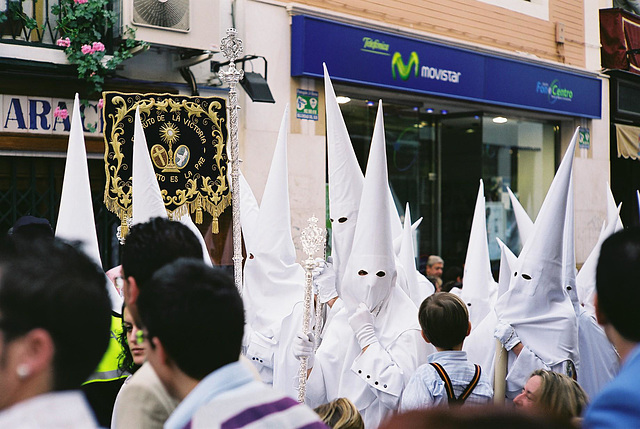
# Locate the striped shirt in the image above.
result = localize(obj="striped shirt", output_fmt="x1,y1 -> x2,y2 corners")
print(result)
164,361 -> 327,429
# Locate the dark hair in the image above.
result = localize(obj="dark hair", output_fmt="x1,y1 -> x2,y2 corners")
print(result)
138,258 -> 244,380
117,303 -> 138,376
0,236 -> 111,391
121,217 -> 203,288
378,406 -> 575,429
418,292 -> 469,349
596,227 -> 640,341
442,266 -> 463,284
9,216 -> 54,241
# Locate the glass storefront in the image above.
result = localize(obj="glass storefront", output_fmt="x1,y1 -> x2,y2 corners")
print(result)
336,96 -> 559,275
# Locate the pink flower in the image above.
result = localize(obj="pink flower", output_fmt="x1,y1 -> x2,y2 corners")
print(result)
54,107 -> 68,120
97,99 -> 104,109
92,41 -> 105,52
56,37 -> 71,47
81,44 -> 94,55
74,0 -> 88,4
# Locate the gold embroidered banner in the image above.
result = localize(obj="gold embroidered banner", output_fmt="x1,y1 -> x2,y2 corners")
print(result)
102,92 -> 230,236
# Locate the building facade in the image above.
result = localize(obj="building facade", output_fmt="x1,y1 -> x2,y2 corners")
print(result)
0,0 -> 612,268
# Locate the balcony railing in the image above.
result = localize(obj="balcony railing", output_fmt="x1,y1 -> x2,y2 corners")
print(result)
0,0 -> 62,45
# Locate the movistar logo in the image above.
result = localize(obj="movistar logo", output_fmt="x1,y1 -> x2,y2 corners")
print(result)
392,52 -> 419,81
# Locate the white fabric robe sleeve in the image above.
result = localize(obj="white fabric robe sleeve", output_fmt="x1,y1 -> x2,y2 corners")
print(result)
349,329 -> 427,410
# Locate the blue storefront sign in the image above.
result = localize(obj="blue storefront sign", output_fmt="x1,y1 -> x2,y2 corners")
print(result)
291,15 -> 601,119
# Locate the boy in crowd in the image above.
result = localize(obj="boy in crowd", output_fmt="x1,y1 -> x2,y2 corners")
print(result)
400,293 -> 493,410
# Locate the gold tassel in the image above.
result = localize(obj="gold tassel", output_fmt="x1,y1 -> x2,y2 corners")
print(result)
196,204 -> 203,224
120,217 -> 129,238
212,216 -> 219,234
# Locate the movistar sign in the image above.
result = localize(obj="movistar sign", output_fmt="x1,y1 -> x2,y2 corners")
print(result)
291,15 -> 601,119
392,51 -> 461,83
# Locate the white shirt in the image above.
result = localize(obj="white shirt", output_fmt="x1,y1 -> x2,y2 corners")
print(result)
0,391 -> 98,428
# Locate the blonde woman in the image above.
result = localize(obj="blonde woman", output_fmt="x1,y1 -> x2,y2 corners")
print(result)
514,369 -> 588,424
314,398 -> 364,429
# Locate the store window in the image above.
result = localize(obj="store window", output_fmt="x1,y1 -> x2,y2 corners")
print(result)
335,97 -> 558,275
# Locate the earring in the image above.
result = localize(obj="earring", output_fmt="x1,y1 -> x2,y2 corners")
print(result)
16,364 -> 30,379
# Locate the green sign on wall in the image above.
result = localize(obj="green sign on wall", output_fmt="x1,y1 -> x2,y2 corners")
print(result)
296,89 -> 318,121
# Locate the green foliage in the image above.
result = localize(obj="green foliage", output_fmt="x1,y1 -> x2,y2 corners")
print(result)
53,0 -> 147,97
0,1 -> 38,31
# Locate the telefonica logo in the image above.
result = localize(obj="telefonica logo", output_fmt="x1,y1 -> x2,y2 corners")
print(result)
392,52 -> 462,83
362,37 -> 390,55
536,79 -> 573,103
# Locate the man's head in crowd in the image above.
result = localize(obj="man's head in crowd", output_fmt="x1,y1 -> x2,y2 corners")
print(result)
9,216 -> 54,241
138,258 -> 244,400
426,255 -> 444,279
596,227 -> 640,346
418,292 -> 470,351
121,217 -> 202,326
0,236 -> 111,410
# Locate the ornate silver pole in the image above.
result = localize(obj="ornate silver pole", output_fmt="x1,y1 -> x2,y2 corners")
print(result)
219,28 -> 245,294
298,215 -> 325,403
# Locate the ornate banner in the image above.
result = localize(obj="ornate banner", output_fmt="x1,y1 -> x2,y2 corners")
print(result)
103,92 -> 230,237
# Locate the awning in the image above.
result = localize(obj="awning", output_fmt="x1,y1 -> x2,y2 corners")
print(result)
615,123 -> 640,160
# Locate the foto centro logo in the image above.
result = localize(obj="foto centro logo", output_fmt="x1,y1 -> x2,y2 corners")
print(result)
536,79 -> 573,104
391,51 -> 461,83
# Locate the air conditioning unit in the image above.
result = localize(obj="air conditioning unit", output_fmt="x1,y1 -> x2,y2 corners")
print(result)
119,0 -> 223,51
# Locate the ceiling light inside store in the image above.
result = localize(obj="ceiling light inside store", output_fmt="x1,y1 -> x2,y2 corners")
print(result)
336,96 -> 351,104
426,108 -> 434,113
493,116 -> 508,124
366,101 -> 375,107
440,110 -> 448,115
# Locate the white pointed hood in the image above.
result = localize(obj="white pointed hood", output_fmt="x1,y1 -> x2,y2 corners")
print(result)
131,106 -> 168,225
324,64 -> 364,293
576,201 -> 621,317
460,179 -> 498,329
563,174 -> 579,315
130,107 -> 210,265
397,203 -> 433,306
56,94 -> 122,312
341,102 -> 396,313
606,182 -> 624,233
496,237 -> 517,299
178,213 -> 213,266
239,170 -> 260,253
242,105 -> 305,337
494,127 -> 580,367
507,187 -> 533,249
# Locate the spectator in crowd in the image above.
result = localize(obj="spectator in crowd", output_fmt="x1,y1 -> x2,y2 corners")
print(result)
379,406 -> 575,429
441,266 -> 463,293
314,398 -> 364,429
400,293 -> 492,410
116,304 -> 145,376
138,258 -> 326,429
426,255 -> 444,291
8,215 -> 54,240
583,228 -> 640,428
514,369 -> 588,423
111,217 -> 201,429
0,236 -> 111,427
